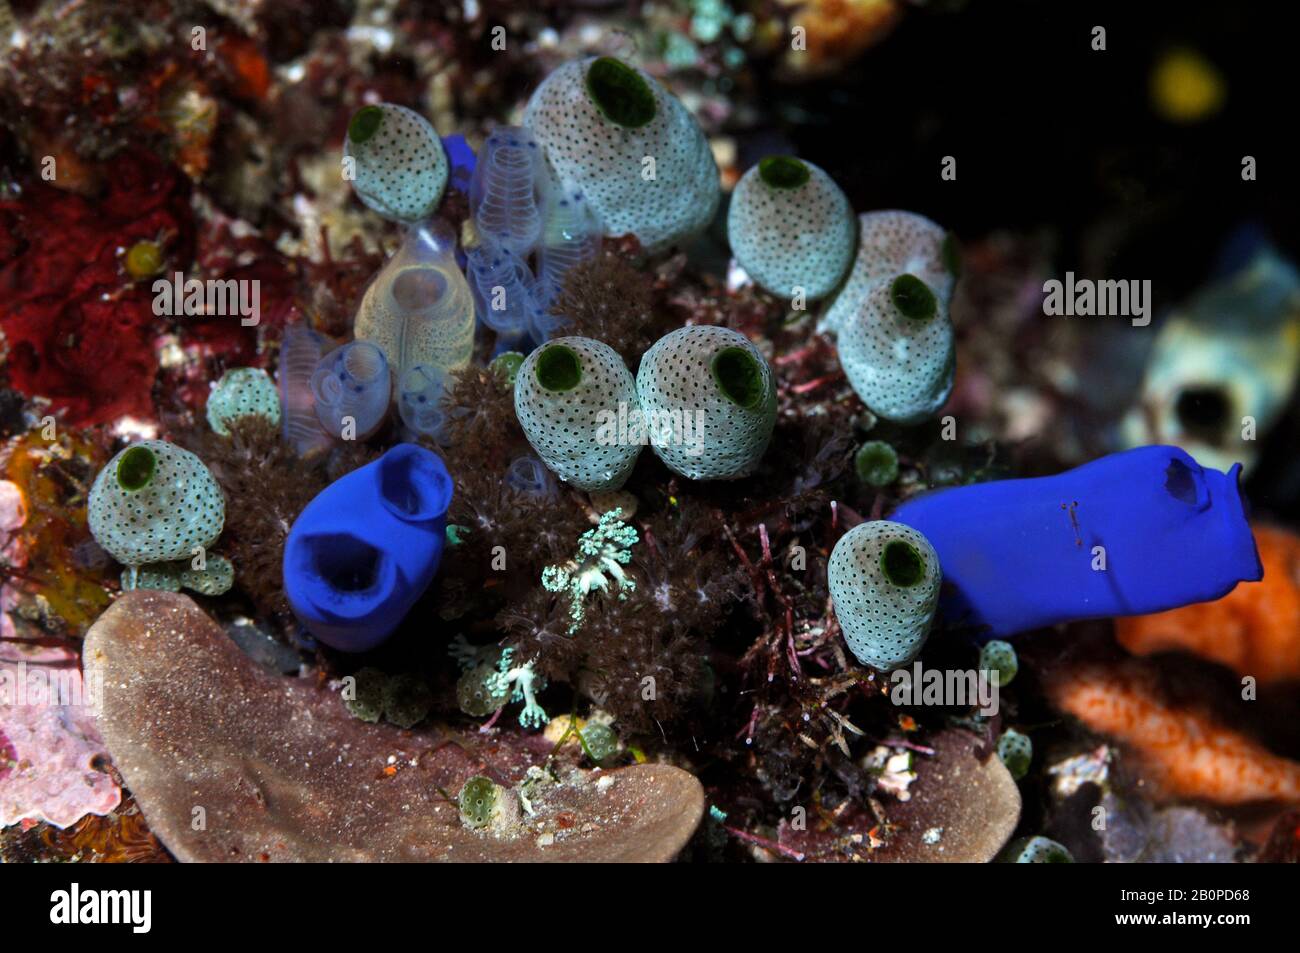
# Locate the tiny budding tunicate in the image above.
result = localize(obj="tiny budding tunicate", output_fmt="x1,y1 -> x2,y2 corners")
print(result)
980,640 -> 1019,687
344,103 -> 449,223
354,220 -> 476,382
207,367 -> 280,436
524,56 -> 721,253
726,156 -> 855,302
996,729 -> 1033,781
635,326 -> 776,481
514,336 -> 643,491
854,439 -> 899,487
827,520 -> 941,670
999,835 -> 1074,863
311,340 -> 391,440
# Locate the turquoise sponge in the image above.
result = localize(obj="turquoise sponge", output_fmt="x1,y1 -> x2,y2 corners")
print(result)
524,57 -> 720,253
88,440 -> 226,569
827,520 -> 941,670
635,326 -> 776,481
727,156 -> 855,302
514,336 -> 643,491
344,103 -> 449,223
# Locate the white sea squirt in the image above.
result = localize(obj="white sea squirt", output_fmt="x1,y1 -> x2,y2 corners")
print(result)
354,220 -> 476,382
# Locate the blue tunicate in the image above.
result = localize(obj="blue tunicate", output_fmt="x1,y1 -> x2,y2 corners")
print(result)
890,446 -> 1263,638
278,323 -> 332,455
283,444 -> 453,652
397,363 -> 449,442
311,340 -> 392,440
470,126 -> 547,257
535,188 -> 601,308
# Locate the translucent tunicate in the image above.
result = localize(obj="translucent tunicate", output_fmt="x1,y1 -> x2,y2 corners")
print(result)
354,220 -> 476,382
469,125 -> 547,257
397,363 -> 450,442
311,340 -> 391,440
466,241 -> 546,348
278,323 -> 332,456
535,187 -> 601,309
506,454 -> 555,499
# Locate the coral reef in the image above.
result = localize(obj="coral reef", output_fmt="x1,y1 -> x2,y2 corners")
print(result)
1047,659 -> 1300,805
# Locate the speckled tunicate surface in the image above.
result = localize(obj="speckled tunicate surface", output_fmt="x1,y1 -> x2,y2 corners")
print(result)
635,325 -> 776,481
524,57 -> 720,253
834,273 -> 955,424
727,157 -> 855,301
344,103 -> 449,223
827,520 -> 941,670
820,210 -> 956,336
87,440 -> 225,568
514,336 -> 643,491
206,367 -> 280,436
83,591 -> 706,862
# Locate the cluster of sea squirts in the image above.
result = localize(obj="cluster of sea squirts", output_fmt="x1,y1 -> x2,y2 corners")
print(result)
81,56 -> 1264,770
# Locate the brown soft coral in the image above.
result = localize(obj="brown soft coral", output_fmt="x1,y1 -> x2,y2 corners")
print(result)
548,245 -> 669,366
175,416 -> 374,619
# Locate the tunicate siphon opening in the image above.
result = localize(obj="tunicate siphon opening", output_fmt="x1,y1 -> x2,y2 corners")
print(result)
343,341 -> 387,384
584,57 -> 656,128
311,534 -> 384,593
711,347 -> 764,410
116,445 -> 157,491
1174,385 -> 1230,445
392,267 -> 447,312
891,274 -> 938,322
535,345 -> 582,392
378,446 -> 452,522
881,540 -> 925,587
758,156 -> 810,190
348,106 -> 384,143
942,232 -> 962,278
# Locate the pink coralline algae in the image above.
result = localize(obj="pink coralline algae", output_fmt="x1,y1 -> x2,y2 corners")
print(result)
0,478 -> 121,829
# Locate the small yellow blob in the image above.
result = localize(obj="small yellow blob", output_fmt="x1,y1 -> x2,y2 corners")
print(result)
1150,48 -> 1226,123
124,240 -> 164,280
